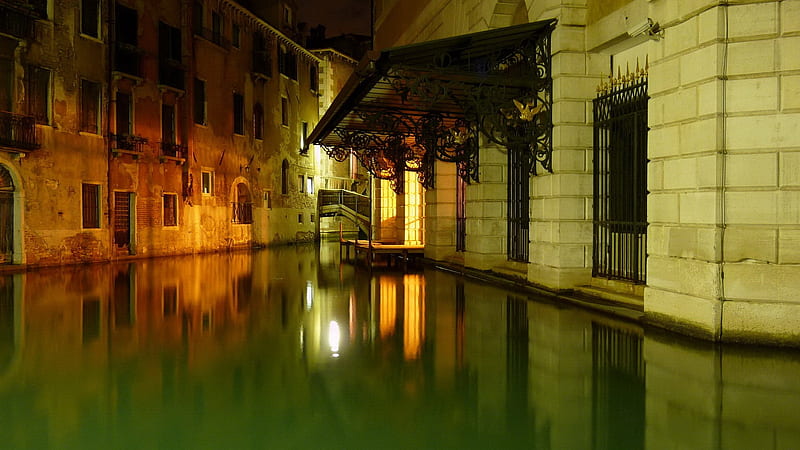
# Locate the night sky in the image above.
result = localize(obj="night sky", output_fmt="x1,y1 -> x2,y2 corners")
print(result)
300,0 -> 372,37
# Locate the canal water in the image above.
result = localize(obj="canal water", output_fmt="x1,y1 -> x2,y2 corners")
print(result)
0,243 -> 798,449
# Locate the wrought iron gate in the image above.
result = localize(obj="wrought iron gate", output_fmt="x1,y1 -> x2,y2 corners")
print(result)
592,78 -> 648,283
508,146 -> 530,262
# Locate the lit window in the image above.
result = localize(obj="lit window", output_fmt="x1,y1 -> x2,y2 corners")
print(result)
300,121 -> 308,152
306,176 -> 314,194
82,183 -> 101,229
201,170 -> 214,195
264,190 -> 272,209
163,193 -> 177,226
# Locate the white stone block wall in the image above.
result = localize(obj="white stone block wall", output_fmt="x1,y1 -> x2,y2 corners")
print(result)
646,0 -> 800,345
527,0 -> 597,290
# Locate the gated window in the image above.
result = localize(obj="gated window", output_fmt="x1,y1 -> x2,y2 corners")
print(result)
82,183 -> 100,228
456,175 -> 466,252
80,79 -> 100,134
163,193 -> 177,226
194,78 -> 206,125
26,66 -> 50,124
592,76 -> 648,283
508,148 -> 530,262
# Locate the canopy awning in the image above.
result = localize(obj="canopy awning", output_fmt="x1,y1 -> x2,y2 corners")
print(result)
309,20 -> 556,193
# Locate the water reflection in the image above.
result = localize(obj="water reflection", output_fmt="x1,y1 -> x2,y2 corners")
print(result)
0,244 -> 798,449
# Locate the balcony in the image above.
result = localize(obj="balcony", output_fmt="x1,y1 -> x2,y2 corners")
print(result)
0,111 -> 39,152
0,4 -> 36,40
114,43 -> 143,78
159,141 -> 186,165
159,59 -> 185,91
252,50 -> 271,78
195,27 -> 230,49
110,133 -> 147,159
231,202 -> 253,224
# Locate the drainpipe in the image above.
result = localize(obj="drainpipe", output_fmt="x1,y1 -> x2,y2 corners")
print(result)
716,1 -> 729,341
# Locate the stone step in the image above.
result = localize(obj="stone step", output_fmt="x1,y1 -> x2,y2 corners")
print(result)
571,285 -> 644,311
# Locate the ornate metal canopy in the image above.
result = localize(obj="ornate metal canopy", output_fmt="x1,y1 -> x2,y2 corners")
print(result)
309,20 -> 555,193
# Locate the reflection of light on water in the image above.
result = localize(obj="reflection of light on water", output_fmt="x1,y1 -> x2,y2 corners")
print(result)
329,321 -> 340,357
305,281 -> 313,310
380,277 -> 396,338
403,274 -> 425,360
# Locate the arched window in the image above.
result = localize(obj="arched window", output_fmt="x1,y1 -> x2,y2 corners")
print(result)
253,103 -> 264,140
281,159 -> 289,195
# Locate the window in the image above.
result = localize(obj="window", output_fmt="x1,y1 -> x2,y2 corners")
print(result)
80,79 -> 100,134
211,10 -> 222,45
281,97 -> 288,126
116,91 -> 131,135
194,78 -> 206,125
232,183 -> 252,224
310,214 -> 315,223
163,193 -> 177,226
192,1 -> 203,35
232,23 -> 240,48
283,5 -> 292,26
278,44 -> 297,80
298,175 -> 305,193
114,4 -> 140,76
159,22 -> 183,90
81,0 -> 99,38
281,160 -> 289,195
162,103 -> 175,144
233,92 -> 244,135
201,170 -> 214,195
253,32 -> 271,76
297,213 -> 303,224
0,58 -> 12,112
306,176 -> 314,195
309,65 -> 318,92
253,103 -> 263,139
82,183 -> 100,228
264,191 -> 272,209
26,66 -> 50,124
300,121 -> 308,152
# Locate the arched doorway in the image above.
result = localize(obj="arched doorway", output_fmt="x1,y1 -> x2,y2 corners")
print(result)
232,183 -> 252,224
0,165 -> 14,264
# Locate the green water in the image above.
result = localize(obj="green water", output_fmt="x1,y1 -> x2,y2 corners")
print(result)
0,243 -> 798,449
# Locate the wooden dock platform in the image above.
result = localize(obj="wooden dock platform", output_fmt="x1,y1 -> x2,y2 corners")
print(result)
340,239 -> 424,269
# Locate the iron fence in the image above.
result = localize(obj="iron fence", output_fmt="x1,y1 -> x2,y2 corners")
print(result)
508,145 -> 530,262
232,202 -> 253,224
0,111 -> 39,150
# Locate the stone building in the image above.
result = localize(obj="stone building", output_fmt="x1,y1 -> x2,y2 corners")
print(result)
311,0 -> 800,346
0,0 -> 341,266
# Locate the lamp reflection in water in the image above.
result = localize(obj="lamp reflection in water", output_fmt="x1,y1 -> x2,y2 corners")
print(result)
403,274 -> 425,360
328,320 -> 340,358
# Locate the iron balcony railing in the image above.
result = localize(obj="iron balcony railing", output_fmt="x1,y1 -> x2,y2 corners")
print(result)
109,133 -> 147,153
252,50 -> 271,77
160,142 -> 187,159
159,58 -> 185,90
0,111 -> 39,151
114,43 -> 143,78
0,3 -> 37,40
318,189 -> 370,218
232,202 -> 253,224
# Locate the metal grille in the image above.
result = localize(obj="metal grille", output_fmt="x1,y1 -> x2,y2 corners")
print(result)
508,146 -> 530,262
82,184 -> 100,229
456,175 -> 466,252
592,79 -> 648,283
114,192 -> 131,247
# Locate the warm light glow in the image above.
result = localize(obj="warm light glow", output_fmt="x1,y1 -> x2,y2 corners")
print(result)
379,179 -> 398,243
305,281 -> 313,310
404,172 -> 425,245
328,320 -> 340,357
379,277 -> 397,338
403,274 -> 425,360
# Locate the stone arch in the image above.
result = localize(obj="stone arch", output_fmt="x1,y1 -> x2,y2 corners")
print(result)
490,0 -> 529,29
0,160 -> 23,265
